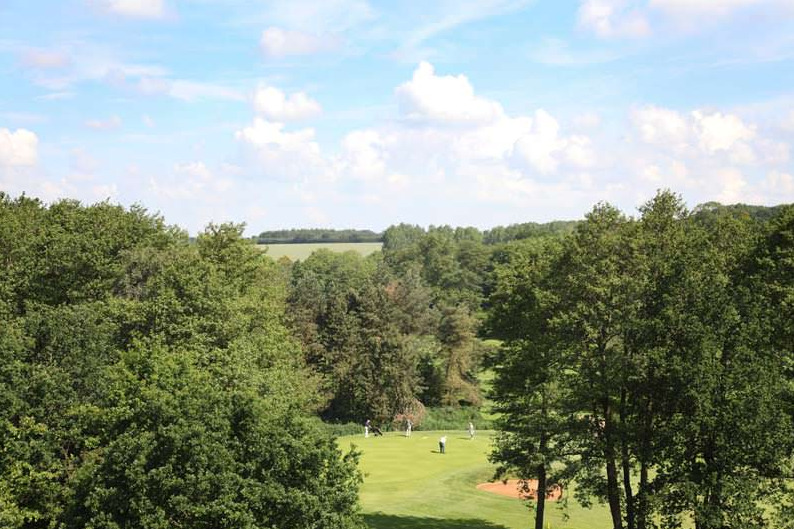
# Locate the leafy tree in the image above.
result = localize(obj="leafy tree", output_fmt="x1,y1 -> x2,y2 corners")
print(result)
554,203 -> 637,529
288,251 -> 429,423
488,238 -> 569,529
0,199 -> 364,529
65,342 -> 363,529
438,305 -> 482,406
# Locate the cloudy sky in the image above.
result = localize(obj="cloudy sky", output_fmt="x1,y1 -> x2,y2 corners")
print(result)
1,0 -> 793,233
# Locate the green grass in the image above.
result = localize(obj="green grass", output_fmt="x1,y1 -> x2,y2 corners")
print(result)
420,406 -> 493,431
258,242 -> 382,261
477,368 -> 500,423
339,431 -> 612,529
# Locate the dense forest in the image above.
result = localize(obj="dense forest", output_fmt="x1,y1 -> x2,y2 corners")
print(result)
1,190 -> 792,529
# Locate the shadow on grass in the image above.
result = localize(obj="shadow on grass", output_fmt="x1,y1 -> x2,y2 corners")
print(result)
364,513 -> 510,529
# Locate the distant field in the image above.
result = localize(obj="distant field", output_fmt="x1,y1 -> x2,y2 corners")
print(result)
339,431 -> 611,529
258,242 -> 383,261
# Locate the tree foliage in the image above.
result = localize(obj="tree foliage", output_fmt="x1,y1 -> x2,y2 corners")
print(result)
489,190 -> 794,529
0,194 -> 363,529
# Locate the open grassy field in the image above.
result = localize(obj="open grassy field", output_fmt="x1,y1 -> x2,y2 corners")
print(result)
258,242 -> 383,261
339,431 -> 611,529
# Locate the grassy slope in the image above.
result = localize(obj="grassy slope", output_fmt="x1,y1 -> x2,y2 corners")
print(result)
258,242 -> 383,261
339,431 -> 611,529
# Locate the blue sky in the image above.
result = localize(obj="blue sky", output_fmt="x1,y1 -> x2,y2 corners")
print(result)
1,0 -> 793,234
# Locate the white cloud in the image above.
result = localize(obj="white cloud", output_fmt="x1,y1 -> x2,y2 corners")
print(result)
101,0 -> 167,19
453,114 -> 533,160
136,76 -> 171,95
512,110 -> 597,175
235,118 -> 327,182
714,167 -> 748,203
335,129 -> 388,181
231,61 -> 606,222
91,183 -> 119,200
175,161 -> 212,181
258,0 -> 374,34
631,105 -> 690,146
648,0 -> 790,18
761,170 -> 794,200
692,110 -> 756,153
530,38 -> 625,66
168,80 -> 244,102
565,135 -> 598,168
0,128 -> 38,166
395,61 -> 504,125
20,48 -> 71,69
17,42 -> 238,104
578,0 -> 793,38
0,112 -> 47,125
756,138 -> 790,165
625,102 -> 792,209
396,0 -> 533,58
303,206 -> 330,225
260,27 -> 340,57
24,42 -> 169,92
513,110 -> 566,174
782,109 -> 794,132
631,106 -> 769,163
211,63 -> 794,231
135,76 -> 244,102
36,92 -> 75,101
149,162 -> 233,200
70,148 -> 99,175
572,112 -> 603,130
85,115 -> 122,130
236,118 -> 318,153
577,0 -> 651,38
254,86 -> 322,121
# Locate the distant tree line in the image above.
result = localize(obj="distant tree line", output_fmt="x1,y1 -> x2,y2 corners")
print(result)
254,220 -> 582,245
482,219 -> 580,243
255,228 -> 382,244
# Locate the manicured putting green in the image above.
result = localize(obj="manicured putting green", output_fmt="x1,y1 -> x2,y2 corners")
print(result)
339,431 -> 612,529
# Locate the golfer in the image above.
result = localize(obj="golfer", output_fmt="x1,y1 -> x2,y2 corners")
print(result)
439,435 -> 447,454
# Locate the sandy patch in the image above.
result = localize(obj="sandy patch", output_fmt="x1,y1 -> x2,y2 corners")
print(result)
476,479 -> 562,501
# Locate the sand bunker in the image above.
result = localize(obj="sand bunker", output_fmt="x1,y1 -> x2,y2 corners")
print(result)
476,479 -> 562,501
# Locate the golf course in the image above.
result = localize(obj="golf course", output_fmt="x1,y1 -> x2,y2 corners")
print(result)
340,431 -> 612,529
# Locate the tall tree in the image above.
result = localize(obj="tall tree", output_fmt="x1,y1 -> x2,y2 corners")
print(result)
555,203 -> 637,529
489,238 -> 568,529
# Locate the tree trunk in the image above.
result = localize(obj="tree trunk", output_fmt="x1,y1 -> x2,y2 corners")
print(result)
535,395 -> 548,529
535,457 -> 547,529
620,387 -> 635,529
606,444 -> 624,529
636,395 -> 652,529
637,461 -> 649,529
621,438 -> 635,529
604,401 -> 623,529
700,438 -> 724,529
600,341 -> 623,529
